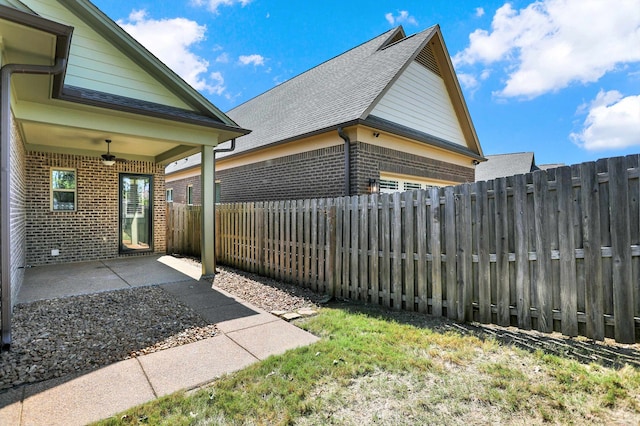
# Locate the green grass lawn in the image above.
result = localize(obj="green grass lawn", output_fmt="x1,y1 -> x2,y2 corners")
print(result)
95,303 -> 640,425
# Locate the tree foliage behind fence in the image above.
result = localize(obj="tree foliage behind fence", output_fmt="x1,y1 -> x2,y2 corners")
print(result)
169,155 -> 640,343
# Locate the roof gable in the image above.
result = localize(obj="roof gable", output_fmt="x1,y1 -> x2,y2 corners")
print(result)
226,25 -> 482,158
16,0 -> 238,126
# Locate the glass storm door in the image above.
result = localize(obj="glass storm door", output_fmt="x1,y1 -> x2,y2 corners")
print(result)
119,174 -> 152,252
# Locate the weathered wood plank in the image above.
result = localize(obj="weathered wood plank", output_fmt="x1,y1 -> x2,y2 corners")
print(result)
317,199 -> 326,291
342,197 -> 351,298
495,177 -> 510,326
416,190 -> 428,313
392,192 -> 402,310
557,167 -> 578,337
310,198 -> 319,291
327,203 -> 337,297
444,186 -> 457,319
359,194 -> 369,302
474,181 -> 491,323
291,200 -> 298,281
380,193 -> 391,308
404,191 -> 415,311
608,157 -> 635,343
534,171 -> 553,333
334,198 -> 344,297
303,199 -> 311,287
581,162 -> 605,340
455,185 -> 471,321
369,193 -> 380,305
296,200 -> 304,284
430,187 -> 443,317
350,195 -> 360,300
513,174 -> 531,329
324,199 -> 334,295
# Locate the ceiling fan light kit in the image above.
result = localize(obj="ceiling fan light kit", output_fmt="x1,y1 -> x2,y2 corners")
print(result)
101,139 -> 118,166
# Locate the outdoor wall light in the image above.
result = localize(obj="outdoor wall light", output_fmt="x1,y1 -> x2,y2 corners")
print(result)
369,178 -> 380,194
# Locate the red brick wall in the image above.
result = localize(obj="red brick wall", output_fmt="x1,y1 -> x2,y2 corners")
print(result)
25,152 -> 166,265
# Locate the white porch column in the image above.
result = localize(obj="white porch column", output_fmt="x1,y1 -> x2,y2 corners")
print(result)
201,145 -> 216,275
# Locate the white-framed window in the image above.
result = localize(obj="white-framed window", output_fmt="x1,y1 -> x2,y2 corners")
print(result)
51,168 -> 77,211
166,188 -> 173,203
379,179 -> 399,193
378,173 -> 455,194
187,185 -> 193,205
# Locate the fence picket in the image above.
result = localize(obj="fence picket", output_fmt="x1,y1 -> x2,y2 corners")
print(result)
534,171 -> 553,333
392,192 -> 402,310
429,187 -> 443,317
557,167 -> 578,336
416,190 -> 427,313
513,174 -> 531,329
444,186 -> 457,319
476,181 -> 492,323
404,191 -> 415,311
609,157 -> 635,343
369,193 -> 380,305
380,194 -> 391,308
495,177 -> 510,326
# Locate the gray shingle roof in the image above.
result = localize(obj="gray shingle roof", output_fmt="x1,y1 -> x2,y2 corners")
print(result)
223,26 -> 437,157
475,152 -> 538,181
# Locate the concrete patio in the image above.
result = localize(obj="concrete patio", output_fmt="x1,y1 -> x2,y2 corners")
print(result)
0,255 -> 319,425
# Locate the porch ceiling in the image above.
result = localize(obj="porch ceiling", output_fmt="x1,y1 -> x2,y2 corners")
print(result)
12,76 -> 221,164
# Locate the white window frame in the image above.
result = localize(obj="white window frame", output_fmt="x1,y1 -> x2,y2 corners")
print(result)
166,188 -> 173,203
187,185 -> 193,205
50,167 -> 77,212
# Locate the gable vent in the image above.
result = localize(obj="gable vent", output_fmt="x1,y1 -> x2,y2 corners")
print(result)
415,44 -> 441,77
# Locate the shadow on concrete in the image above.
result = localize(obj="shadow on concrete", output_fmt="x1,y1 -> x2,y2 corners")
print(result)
0,256 -> 261,410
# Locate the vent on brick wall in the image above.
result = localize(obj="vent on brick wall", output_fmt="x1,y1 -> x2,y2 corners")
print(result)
415,44 -> 441,76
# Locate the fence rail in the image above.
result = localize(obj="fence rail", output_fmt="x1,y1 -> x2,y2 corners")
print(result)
170,155 -> 640,343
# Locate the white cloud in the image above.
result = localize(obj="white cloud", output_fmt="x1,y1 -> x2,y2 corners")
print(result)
118,10 -> 224,95
570,90 -> 640,150
192,0 -> 252,14
457,73 -> 479,90
208,71 -> 226,95
384,10 -> 418,26
238,54 -> 265,66
454,0 -> 640,98
475,7 -> 485,17
215,52 -> 230,63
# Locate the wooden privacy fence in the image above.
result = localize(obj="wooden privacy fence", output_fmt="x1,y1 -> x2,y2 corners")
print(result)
166,203 -> 202,257
215,155 -> 640,343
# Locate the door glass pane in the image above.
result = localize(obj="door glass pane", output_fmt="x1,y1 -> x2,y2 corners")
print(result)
120,175 -> 152,251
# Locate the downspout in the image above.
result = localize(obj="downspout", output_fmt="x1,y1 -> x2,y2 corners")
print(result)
1,58 -> 67,350
338,127 -> 350,196
210,139 -> 236,272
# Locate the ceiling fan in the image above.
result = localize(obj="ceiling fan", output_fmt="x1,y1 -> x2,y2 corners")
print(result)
101,139 -> 128,166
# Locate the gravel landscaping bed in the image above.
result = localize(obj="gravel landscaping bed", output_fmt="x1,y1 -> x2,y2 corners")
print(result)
0,265 -> 323,392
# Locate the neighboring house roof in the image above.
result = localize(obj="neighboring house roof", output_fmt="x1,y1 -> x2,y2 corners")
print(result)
167,25 -> 483,175
475,152 -> 539,181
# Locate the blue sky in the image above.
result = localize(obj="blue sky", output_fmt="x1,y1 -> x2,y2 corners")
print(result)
92,0 -> 640,166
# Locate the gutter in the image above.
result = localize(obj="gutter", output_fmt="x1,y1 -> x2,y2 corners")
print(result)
337,127 -> 350,196
1,58 -> 67,350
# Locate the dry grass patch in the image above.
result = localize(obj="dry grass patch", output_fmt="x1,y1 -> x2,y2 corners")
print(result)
95,302 -> 640,426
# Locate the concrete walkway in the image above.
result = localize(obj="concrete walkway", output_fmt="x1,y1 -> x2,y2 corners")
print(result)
0,256 -> 319,426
